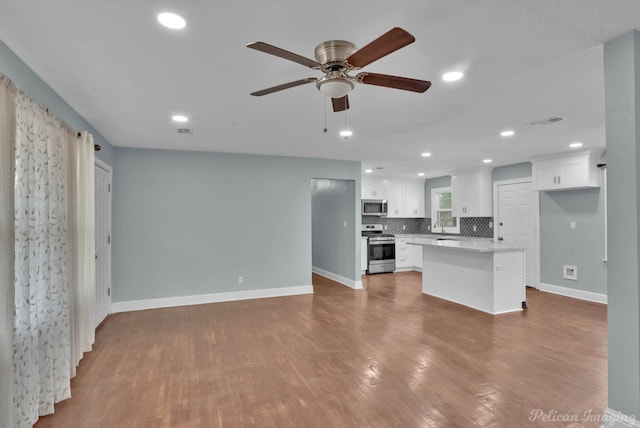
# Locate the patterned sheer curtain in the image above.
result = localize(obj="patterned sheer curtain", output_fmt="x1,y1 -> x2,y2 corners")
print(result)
0,74 -> 96,427
0,75 -> 17,428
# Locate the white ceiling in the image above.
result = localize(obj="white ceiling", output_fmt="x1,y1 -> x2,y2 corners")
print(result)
0,1 -> 638,178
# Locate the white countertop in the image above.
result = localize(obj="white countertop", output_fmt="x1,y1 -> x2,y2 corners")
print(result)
395,233 -> 493,241
408,237 -> 524,253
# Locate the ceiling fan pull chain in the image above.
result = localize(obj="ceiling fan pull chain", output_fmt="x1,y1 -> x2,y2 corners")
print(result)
323,94 -> 327,133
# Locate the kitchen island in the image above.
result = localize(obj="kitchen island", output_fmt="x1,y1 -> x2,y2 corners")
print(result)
408,238 -> 526,315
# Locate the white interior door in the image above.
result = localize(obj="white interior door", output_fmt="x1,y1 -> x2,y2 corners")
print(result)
495,179 -> 539,288
95,160 -> 112,326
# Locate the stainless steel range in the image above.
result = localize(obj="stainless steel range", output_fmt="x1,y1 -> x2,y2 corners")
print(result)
362,224 -> 395,274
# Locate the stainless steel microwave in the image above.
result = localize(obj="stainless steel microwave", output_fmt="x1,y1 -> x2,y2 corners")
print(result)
362,199 -> 388,216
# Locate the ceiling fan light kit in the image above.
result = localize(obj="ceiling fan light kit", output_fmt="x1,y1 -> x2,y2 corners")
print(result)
247,27 -> 431,113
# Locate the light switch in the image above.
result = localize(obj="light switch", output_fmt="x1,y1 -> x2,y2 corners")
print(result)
570,221 -> 576,229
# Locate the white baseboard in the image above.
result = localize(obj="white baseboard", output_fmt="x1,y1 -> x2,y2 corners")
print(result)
600,408 -> 639,428
111,285 -> 314,313
312,266 -> 363,289
539,282 -> 607,304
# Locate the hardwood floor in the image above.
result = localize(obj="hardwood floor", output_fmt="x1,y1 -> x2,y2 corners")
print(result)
35,272 -> 607,428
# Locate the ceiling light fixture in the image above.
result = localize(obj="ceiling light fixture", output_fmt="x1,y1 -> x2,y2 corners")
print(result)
318,77 -> 355,99
365,169 -> 373,173
157,12 -> 186,29
172,114 -> 189,123
442,71 -> 463,82
339,130 -> 353,138
500,130 -> 515,137
483,159 -> 493,164
421,152 -> 432,157
418,173 -> 425,176
570,142 -> 583,148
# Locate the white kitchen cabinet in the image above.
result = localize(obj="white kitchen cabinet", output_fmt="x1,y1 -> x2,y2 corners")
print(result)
405,182 -> 426,218
386,181 -> 407,218
531,149 -> 604,191
395,237 -> 413,269
361,237 -> 368,272
452,168 -> 493,217
362,178 -> 424,218
361,178 -> 387,199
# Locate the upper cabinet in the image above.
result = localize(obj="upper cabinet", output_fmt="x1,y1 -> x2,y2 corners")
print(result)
406,182 -> 426,218
361,177 -> 425,218
451,168 -> 493,217
531,148 -> 604,191
386,181 -> 407,218
361,178 -> 387,199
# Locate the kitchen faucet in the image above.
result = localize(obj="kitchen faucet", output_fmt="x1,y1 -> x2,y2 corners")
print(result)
433,220 -> 445,236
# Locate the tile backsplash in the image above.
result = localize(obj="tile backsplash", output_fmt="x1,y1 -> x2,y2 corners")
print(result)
460,217 -> 494,238
362,216 -> 493,238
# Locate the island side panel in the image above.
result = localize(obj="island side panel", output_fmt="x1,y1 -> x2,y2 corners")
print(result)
421,246 -> 495,314
493,250 -> 526,314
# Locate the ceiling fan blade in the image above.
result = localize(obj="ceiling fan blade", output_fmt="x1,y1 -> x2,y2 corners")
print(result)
332,95 -> 350,112
356,72 -> 431,93
346,28 -> 415,68
247,42 -> 321,69
250,78 -> 317,96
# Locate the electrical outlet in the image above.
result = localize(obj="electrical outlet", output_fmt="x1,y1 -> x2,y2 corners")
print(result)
427,225 -> 431,231
570,221 -> 576,229
563,265 -> 577,280
384,225 -> 388,230
343,220 -> 347,228
402,225 -> 406,230
473,225 -> 477,232
238,276 -> 244,285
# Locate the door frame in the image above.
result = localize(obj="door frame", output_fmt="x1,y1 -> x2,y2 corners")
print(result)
95,157 -> 112,323
493,177 -> 540,288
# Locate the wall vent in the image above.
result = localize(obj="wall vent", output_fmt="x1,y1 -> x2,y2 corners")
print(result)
177,128 -> 193,136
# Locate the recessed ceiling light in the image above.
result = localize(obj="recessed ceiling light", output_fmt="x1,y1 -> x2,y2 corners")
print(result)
339,130 -> 353,138
157,12 -> 186,29
483,159 -> 493,163
421,152 -> 432,157
364,169 -> 373,173
569,142 -> 583,148
500,130 -> 515,137
172,114 -> 189,123
418,173 -> 425,176
442,71 -> 464,82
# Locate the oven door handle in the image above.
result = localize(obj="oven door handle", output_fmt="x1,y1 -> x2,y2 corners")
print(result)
368,241 -> 395,245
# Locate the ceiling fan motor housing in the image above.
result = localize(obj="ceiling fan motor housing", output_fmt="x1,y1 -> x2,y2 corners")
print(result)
314,40 -> 357,65
314,40 -> 357,97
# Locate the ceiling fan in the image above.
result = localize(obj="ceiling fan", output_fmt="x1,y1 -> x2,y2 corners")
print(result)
247,27 -> 431,112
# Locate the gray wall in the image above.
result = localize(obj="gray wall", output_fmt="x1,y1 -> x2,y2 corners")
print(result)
112,147 -> 361,302
604,30 -> 640,419
424,175 -> 452,215
0,39 -> 114,165
539,189 -> 607,294
492,162 -> 532,182
312,179 -> 357,279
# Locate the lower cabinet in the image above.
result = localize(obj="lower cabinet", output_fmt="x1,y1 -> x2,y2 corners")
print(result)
395,238 -> 413,268
395,237 -> 422,271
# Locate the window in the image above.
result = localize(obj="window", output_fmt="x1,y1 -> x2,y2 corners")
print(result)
431,187 -> 459,234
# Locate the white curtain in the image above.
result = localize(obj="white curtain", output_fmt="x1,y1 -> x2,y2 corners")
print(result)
1,74 -> 96,427
0,75 -> 17,428
69,130 -> 95,375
